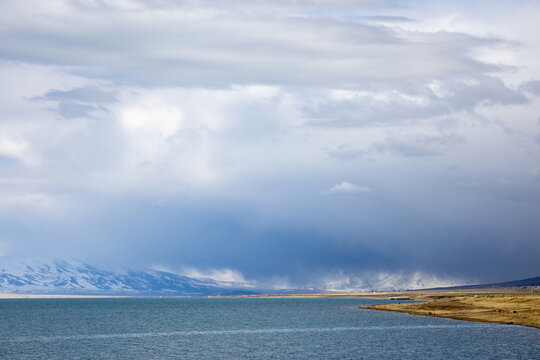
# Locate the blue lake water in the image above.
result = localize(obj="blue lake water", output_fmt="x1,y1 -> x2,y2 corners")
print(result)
0,297 -> 538,359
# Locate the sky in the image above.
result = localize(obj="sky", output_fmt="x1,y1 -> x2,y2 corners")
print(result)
1,0 -> 539,290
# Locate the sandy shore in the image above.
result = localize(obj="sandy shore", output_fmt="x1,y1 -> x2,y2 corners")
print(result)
359,288 -> 540,329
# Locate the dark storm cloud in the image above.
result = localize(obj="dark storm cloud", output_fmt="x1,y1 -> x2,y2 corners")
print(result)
3,183 -> 539,286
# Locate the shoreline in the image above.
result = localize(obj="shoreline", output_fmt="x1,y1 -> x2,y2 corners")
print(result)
357,289 -> 540,329
0,291 -> 406,300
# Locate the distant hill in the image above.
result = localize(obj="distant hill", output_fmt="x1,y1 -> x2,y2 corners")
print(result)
426,276 -> 540,290
0,256 -> 257,296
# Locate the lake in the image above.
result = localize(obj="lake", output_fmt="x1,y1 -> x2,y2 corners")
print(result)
0,297 -> 538,359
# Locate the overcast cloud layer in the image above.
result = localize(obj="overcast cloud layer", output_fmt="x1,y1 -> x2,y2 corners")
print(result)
1,0 -> 539,289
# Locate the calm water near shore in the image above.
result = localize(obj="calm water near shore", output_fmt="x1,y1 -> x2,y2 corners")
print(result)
0,297 -> 538,359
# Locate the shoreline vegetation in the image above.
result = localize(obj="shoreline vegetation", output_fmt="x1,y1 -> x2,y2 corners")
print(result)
360,290 -> 540,329
1,288 -> 538,329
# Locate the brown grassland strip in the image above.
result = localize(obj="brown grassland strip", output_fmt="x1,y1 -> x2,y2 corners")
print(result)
359,289 -> 540,329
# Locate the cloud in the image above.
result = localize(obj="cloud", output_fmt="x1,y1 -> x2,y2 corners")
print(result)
1,0 -> 540,286
0,137 -> 38,165
519,80 -> 540,96
308,76 -> 527,128
0,193 -> 58,211
324,181 -> 372,194
373,132 -> 465,157
180,267 -> 252,284
32,85 -> 116,119
0,0 -> 515,90
329,131 -> 465,159
38,86 -> 116,103
119,102 -> 183,137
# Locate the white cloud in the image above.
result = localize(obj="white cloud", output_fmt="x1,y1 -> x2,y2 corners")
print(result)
119,101 -> 183,137
324,181 -> 371,195
0,0 -> 512,88
116,95 -> 185,170
180,267 -> 251,284
0,137 -> 38,165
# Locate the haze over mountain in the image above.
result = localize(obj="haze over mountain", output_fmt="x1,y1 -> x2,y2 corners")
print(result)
0,256 -> 472,294
1,0 -> 539,288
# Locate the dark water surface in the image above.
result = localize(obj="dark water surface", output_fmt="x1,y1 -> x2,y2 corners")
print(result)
0,297 -> 538,359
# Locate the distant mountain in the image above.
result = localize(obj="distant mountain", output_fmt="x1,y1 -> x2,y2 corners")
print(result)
321,272 -> 467,292
4,256 -> 534,295
427,276 -> 540,290
0,256 -> 257,296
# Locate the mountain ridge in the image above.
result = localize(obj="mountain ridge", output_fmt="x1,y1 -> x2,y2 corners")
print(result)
0,256 -> 256,296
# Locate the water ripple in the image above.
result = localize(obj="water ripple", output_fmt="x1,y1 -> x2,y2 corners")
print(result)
6,324 -> 482,343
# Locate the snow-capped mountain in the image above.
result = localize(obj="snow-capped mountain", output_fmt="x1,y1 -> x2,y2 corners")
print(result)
0,256 -> 256,296
0,256 -> 473,295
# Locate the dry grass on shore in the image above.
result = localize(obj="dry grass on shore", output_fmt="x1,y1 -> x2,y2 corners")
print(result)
360,289 -> 540,329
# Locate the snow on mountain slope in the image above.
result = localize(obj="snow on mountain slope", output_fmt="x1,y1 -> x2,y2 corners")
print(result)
0,256 -> 255,296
